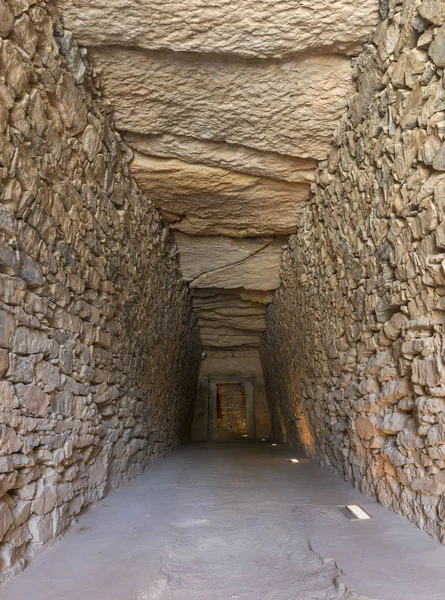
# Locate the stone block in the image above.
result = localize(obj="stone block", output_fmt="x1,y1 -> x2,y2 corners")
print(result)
0,425 -> 22,455
0,501 -> 13,541
50,391 -> 74,416
356,416 -> 378,440
13,327 -> 51,355
0,0 -> 14,37
0,310 -> 16,349
0,381 -> 19,409
15,384 -> 50,417
379,412 -> 408,435
19,253 -> 44,288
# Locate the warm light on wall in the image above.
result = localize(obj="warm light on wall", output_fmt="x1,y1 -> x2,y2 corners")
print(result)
346,505 -> 372,520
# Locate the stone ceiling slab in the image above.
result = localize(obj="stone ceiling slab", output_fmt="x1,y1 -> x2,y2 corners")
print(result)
131,155 -> 308,237
56,0 -> 379,58
198,313 -> 267,332
123,133 -> 316,184
175,233 -> 269,281
189,239 -> 283,291
192,289 -> 274,306
89,48 -> 353,160
200,330 -> 262,350
192,301 -> 266,316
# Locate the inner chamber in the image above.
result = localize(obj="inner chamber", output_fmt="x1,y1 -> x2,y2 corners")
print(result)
216,383 -> 247,440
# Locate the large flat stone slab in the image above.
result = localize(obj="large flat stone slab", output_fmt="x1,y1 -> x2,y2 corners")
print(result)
198,312 -> 267,332
131,156 -> 308,237
57,0 -> 379,58
193,289 -> 274,306
124,133 -> 316,184
200,330 -> 262,350
175,233 -> 270,281
175,234 -> 283,291
191,289 -> 271,349
90,49 -> 353,160
176,234 -> 283,290
190,240 -> 283,291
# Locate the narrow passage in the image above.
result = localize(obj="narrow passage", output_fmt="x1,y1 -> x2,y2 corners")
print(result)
2,444 -> 445,600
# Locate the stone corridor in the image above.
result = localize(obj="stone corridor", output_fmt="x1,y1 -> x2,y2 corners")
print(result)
2,0 -> 445,596
2,443 -> 445,600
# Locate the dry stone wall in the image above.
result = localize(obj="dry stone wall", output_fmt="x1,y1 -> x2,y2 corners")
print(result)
262,0 -> 445,542
0,0 -> 200,581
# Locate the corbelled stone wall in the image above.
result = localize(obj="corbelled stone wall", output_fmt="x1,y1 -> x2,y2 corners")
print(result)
262,0 -> 445,542
0,0 -> 200,581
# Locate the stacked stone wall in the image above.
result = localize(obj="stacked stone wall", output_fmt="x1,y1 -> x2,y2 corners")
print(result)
0,0 -> 201,581
262,0 -> 445,542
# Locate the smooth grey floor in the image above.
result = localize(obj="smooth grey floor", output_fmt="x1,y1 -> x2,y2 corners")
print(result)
1,442 -> 445,600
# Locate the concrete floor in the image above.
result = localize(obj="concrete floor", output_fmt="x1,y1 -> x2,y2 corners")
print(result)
1,443 -> 445,600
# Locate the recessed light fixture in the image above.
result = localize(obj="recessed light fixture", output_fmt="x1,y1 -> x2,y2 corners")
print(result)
344,505 -> 372,520
272,443 -> 277,447
261,439 -> 266,442
290,458 -> 299,463
242,434 -> 248,437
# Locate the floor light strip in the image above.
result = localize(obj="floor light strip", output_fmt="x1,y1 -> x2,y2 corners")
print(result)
345,504 -> 372,520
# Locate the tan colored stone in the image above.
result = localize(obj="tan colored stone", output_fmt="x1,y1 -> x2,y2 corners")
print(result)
56,0 -> 379,58
16,384 -> 50,417
0,426 -> 22,455
0,0 -> 14,38
175,234 -> 283,290
0,502 -> 13,540
131,155 -> 307,237
429,25 -> 445,67
356,416 -> 378,440
124,133 -> 316,184
0,310 -> 15,349
0,381 -> 18,409
91,49 -> 353,161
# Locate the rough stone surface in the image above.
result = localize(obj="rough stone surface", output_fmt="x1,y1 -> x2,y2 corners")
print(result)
262,0 -> 445,545
123,133 -> 316,185
131,155 -> 308,237
89,49 -> 354,162
176,234 -> 283,291
0,0 -> 200,582
55,0 -> 379,58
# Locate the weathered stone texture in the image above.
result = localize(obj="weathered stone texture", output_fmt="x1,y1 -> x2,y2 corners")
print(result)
55,0 -> 379,58
0,0 -> 200,581
122,133 -> 316,185
262,0 -> 445,544
89,49 -> 353,162
130,154 -> 309,237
